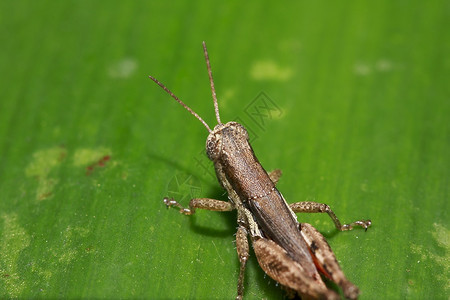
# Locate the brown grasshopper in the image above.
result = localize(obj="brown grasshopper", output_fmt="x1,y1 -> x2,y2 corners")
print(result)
149,42 -> 371,300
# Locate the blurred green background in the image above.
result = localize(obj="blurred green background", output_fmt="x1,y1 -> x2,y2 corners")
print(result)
0,1 -> 448,299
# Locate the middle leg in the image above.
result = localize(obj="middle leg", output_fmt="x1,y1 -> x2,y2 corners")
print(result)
235,225 -> 249,300
289,201 -> 371,231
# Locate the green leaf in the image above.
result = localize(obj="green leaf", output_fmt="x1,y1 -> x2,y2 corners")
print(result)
0,1 -> 448,299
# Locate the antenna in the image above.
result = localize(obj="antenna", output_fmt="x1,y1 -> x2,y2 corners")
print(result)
202,41 -> 222,125
148,75 -> 212,132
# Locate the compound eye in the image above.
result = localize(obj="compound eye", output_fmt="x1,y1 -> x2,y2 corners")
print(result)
206,134 -> 221,161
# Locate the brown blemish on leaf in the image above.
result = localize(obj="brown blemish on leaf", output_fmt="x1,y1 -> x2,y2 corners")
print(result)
72,148 -> 112,176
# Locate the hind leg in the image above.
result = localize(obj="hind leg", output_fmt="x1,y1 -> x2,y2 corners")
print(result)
300,223 -> 360,300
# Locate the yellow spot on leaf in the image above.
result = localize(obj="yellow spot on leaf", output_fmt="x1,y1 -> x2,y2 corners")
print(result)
250,60 -> 293,81
72,147 -> 112,167
0,213 -> 31,298
108,58 -> 137,79
431,223 -> 450,292
25,147 -> 66,200
410,223 -> 449,293
25,147 -> 66,178
432,223 -> 449,250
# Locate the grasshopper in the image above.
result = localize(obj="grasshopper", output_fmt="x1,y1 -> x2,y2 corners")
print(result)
149,42 -> 371,299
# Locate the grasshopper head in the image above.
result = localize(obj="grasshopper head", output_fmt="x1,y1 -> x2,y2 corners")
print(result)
206,121 -> 249,161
